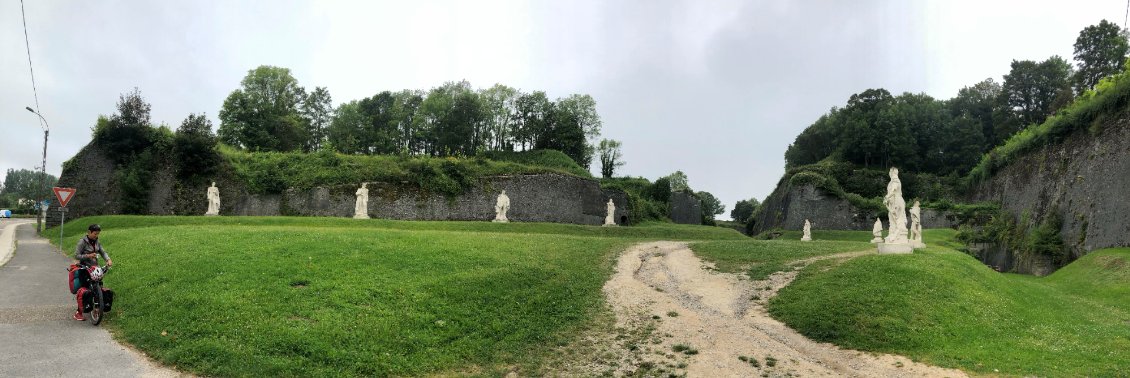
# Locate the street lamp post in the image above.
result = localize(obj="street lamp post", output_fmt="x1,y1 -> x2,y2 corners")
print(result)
25,106 -> 49,233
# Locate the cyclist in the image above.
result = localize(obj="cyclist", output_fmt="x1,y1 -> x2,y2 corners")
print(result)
72,224 -> 112,321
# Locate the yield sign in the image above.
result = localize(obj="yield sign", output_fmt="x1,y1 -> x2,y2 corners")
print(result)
53,187 -> 77,208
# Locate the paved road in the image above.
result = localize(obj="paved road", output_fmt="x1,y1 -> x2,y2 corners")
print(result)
0,219 -> 182,377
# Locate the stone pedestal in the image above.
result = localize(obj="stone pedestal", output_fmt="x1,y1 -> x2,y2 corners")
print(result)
353,213 -> 369,220
877,243 -> 913,254
911,240 -> 926,249
870,236 -> 883,243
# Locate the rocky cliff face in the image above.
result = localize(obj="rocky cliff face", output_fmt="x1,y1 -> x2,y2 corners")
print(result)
48,145 -> 630,226
971,118 -> 1130,264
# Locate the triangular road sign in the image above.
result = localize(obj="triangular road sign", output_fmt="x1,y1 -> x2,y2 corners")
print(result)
53,187 -> 76,208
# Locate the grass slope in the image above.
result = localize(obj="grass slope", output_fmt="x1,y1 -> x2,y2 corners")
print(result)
692,239 -> 873,280
48,216 -> 741,376
763,232 -> 1130,376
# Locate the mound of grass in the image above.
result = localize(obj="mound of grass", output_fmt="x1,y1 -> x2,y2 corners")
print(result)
768,243 -> 1130,376
692,237 -> 872,280
44,215 -> 743,376
477,149 -> 591,178
83,224 -> 624,376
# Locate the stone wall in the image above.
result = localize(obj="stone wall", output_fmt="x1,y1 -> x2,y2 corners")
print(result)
971,119 -> 1130,263
669,191 -> 702,225
48,145 -> 629,226
751,184 -> 957,234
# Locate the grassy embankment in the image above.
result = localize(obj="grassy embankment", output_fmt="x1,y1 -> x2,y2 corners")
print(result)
48,215 -> 747,376
694,228 -> 1130,377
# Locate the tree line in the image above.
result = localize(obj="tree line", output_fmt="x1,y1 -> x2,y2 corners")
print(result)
0,169 -> 59,213
784,20 -> 1128,178
216,66 -> 608,171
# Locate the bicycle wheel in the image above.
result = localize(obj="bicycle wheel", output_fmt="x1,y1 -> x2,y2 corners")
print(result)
90,284 -> 104,326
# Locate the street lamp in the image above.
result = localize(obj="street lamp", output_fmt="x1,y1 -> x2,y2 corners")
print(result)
25,106 -> 49,233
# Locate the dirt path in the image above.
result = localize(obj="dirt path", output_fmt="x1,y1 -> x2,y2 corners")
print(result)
581,241 -> 967,377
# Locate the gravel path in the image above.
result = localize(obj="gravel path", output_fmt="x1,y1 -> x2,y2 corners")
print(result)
591,241 -> 968,377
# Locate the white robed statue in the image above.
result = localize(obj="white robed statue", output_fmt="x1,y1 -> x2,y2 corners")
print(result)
354,183 -> 370,219
493,190 -> 510,223
603,199 -> 617,227
883,167 -> 908,244
801,219 -> 812,241
910,200 -> 925,248
205,182 -> 220,216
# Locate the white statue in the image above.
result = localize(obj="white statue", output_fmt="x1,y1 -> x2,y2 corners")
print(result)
493,190 -> 510,223
205,182 -> 220,216
801,219 -> 812,241
910,200 -> 925,248
354,183 -> 370,219
883,167 -> 908,244
603,198 -> 617,227
871,219 -> 884,243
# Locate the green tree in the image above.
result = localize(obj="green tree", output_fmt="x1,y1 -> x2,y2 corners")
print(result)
664,171 -> 690,192
1073,19 -> 1129,94
301,86 -> 333,152
514,91 -> 553,151
218,65 -> 309,151
696,190 -> 724,222
1000,56 -> 1074,127
173,113 -> 219,180
93,88 -> 157,164
326,101 -> 366,154
840,89 -> 895,168
358,91 -> 399,154
730,198 -> 760,223
948,78 -> 1003,147
392,90 -> 424,153
1,168 -> 57,201
597,139 -> 626,178
480,84 -> 520,150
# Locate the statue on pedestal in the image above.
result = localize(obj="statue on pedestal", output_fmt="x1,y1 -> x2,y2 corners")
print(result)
801,219 -> 812,241
493,190 -> 510,223
878,167 -> 912,254
603,199 -> 617,227
871,219 -> 884,243
205,182 -> 220,216
883,167 -> 908,244
354,183 -> 370,219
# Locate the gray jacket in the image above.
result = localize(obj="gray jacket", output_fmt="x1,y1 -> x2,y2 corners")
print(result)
75,236 -> 109,266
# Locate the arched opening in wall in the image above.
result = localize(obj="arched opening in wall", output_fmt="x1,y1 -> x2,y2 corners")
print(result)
620,215 -> 628,225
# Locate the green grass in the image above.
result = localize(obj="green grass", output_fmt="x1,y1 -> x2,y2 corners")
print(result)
45,215 -> 742,377
691,238 -> 872,280
56,216 -> 746,242
764,232 -> 1130,376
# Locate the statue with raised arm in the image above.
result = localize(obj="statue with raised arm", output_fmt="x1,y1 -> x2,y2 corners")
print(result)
801,219 -> 812,241
493,190 -> 511,223
871,218 -> 884,243
603,198 -> 617,227
205,182 -> 220,216
354,183 -> 370,219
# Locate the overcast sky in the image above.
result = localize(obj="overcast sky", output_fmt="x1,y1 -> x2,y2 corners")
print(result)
2,1 -> 1125,218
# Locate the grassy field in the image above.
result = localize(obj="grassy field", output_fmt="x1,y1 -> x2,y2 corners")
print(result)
757,231 -> 1130,377
47,216 -> 742,377
46,216 -> 1130,376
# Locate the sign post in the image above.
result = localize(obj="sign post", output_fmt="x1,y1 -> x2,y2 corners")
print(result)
52,187 -> 76,249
